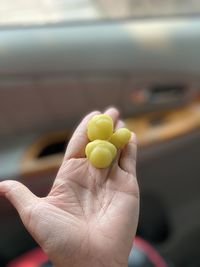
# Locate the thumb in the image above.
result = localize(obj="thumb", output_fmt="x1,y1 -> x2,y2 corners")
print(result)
0,180 -> 38,222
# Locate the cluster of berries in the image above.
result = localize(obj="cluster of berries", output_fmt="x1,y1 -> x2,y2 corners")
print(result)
85,114 -> 131,168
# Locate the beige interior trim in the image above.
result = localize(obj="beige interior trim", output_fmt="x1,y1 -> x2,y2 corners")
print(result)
21,101 -> 200,175
21,130 -> 69,176
125,102 -> 200,146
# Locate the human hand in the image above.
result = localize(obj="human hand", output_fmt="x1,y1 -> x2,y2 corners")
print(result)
0,108 -> 139,267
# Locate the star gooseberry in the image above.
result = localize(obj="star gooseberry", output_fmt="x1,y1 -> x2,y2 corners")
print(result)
109,128 -> 131,149
85,140 -> 117,168
87,114 -> 113,141
85,114 -> 131,168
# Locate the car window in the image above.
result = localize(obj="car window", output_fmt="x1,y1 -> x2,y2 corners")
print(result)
0,0 -> 200,26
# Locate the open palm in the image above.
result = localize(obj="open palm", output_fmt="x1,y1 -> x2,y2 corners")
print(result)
0,108 -> 139,267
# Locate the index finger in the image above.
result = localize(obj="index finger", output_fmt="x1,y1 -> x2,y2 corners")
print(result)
64,111 -> 100,160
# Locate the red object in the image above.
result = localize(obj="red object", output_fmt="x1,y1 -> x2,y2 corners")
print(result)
6,248 -> 48,267
134,237 -> 168,267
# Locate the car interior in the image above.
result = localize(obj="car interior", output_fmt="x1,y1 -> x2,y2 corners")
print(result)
0,1 -> 200,266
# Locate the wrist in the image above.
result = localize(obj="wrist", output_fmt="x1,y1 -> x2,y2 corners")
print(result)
53,257 -> 127,267
54,264 -> 127,267
48,239 -> 128,267
54,261 -> 127,267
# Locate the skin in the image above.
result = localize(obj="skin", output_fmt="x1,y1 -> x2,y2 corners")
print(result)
0,108 -> 139,267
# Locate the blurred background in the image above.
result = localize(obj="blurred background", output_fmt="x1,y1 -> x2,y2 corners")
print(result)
1,0 -> 200,266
